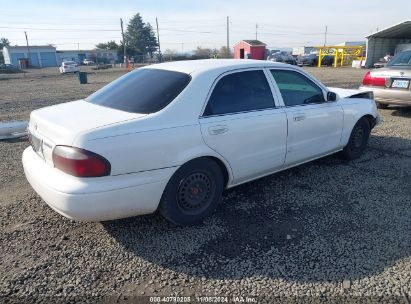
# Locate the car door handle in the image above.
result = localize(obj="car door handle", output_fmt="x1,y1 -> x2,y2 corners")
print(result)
293,114 -> 306,121
208,125 -> 229,135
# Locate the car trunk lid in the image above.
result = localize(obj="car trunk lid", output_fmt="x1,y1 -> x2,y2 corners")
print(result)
371,66 -> 411,78
28,100 -> 146,165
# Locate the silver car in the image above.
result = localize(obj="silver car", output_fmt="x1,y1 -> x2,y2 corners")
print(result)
360,50 -> 411,108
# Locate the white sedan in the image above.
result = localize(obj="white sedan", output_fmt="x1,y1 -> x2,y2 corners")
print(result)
23,60 -> 381,225
82,59 -> 95,66
59,61 -> 80,74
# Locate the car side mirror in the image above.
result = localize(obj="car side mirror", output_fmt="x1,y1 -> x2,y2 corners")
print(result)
327,91 -> 337,102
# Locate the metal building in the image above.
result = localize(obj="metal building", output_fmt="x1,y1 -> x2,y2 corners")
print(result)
2,45 -> 57,67
365,20 -> 411,68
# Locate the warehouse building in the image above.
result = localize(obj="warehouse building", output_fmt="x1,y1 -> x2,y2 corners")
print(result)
56,49 -> 118,65
2,45 -> 57,68
364,20 -> 411,68
2,45 -> 119,68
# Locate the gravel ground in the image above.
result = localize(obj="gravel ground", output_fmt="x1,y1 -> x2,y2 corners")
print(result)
0,66 -> 410,304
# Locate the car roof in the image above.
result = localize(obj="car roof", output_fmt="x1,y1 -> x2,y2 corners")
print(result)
145,59 -> 290,75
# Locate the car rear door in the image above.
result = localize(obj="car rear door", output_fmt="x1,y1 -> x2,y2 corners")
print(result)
199,69 -> 287,185
269,68 -> 344,166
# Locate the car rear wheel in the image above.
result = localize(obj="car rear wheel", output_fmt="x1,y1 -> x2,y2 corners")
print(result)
159,158 -> 224,226
340,118 -> 371,160
376,102 -> 389,109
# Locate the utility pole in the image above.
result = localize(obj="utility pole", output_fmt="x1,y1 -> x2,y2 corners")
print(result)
77,43 -> 80,51
226,16 -> 230,58
156,17 -> 162,62
120,18 -> 127,66
24,31 -> 31,67
324,25 -> 328,46
181,43 -> 184,54
255,23 -> 258,40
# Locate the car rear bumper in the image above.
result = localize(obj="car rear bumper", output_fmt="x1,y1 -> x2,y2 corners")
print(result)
359,86 -> 411,105
22,147 -> 177,222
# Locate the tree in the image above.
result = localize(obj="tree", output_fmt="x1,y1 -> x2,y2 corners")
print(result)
0,37 -> 10,64
192,46 -> 212,59
0,38 -> 10,49
144,23 -> 159,58
164,49 -> 178,60
95,40 -> 119,50
218,46 -> 233,58
125,13 -> 158,57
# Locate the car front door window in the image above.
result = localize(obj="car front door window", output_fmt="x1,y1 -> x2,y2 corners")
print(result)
270,70 -> 325,107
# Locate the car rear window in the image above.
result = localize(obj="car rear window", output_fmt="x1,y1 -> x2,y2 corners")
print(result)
387,51 -> 411,66
86,68 -> 191,114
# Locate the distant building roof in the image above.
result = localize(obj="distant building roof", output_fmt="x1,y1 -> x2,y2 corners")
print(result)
242,40 -> 266,46
5,45 -> 56,50
366,20 -> 411,39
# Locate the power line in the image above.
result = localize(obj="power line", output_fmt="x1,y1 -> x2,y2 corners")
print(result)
0,26 -> 119,32
159,28 -> 214,34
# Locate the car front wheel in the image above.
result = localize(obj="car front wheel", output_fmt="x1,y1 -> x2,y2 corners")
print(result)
340,118 -> 371,160
376,102 -> 389,109
159,158 -> 224,226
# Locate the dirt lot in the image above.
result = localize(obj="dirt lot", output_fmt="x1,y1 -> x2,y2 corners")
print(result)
0,66 -> 410,303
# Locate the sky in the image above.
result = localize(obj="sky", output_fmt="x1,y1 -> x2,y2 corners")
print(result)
1,0 -> 410,52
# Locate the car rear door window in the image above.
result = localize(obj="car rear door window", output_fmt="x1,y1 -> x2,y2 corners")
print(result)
86,69 -> 191,114
387,50 -> 411,66
270,70 -> 325,107
204,70 -> 275,116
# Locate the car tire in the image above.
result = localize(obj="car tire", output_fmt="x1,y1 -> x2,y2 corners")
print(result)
340,118 -> 371,160
159,158 -> 224,226
376,102 -> 389,109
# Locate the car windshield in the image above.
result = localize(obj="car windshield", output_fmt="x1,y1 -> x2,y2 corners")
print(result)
64,61 -> 76,65
387,51 -> 411,66
86,68 -> 191,114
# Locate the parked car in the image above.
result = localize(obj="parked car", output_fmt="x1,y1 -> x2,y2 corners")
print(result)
297,54 -> 334,66
360,50 -> 411,108
92,63 -> 112,70
59,61 -> 80,74
23,60 -> 380,225
82,59 -> 95,66
267,51 -> 297,65
0,63 -> 20,73
373,54 -> 392,69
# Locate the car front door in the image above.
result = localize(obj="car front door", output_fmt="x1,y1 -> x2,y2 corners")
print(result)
269,69 -> 344,166
199,69 -> 287,185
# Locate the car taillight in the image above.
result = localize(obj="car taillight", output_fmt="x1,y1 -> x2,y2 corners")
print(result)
52,146 -> 111,177
362,71 -> 386,87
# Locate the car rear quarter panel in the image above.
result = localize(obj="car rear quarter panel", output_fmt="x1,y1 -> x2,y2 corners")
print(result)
339,98 -> 378,146
75,122 -> 233,179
